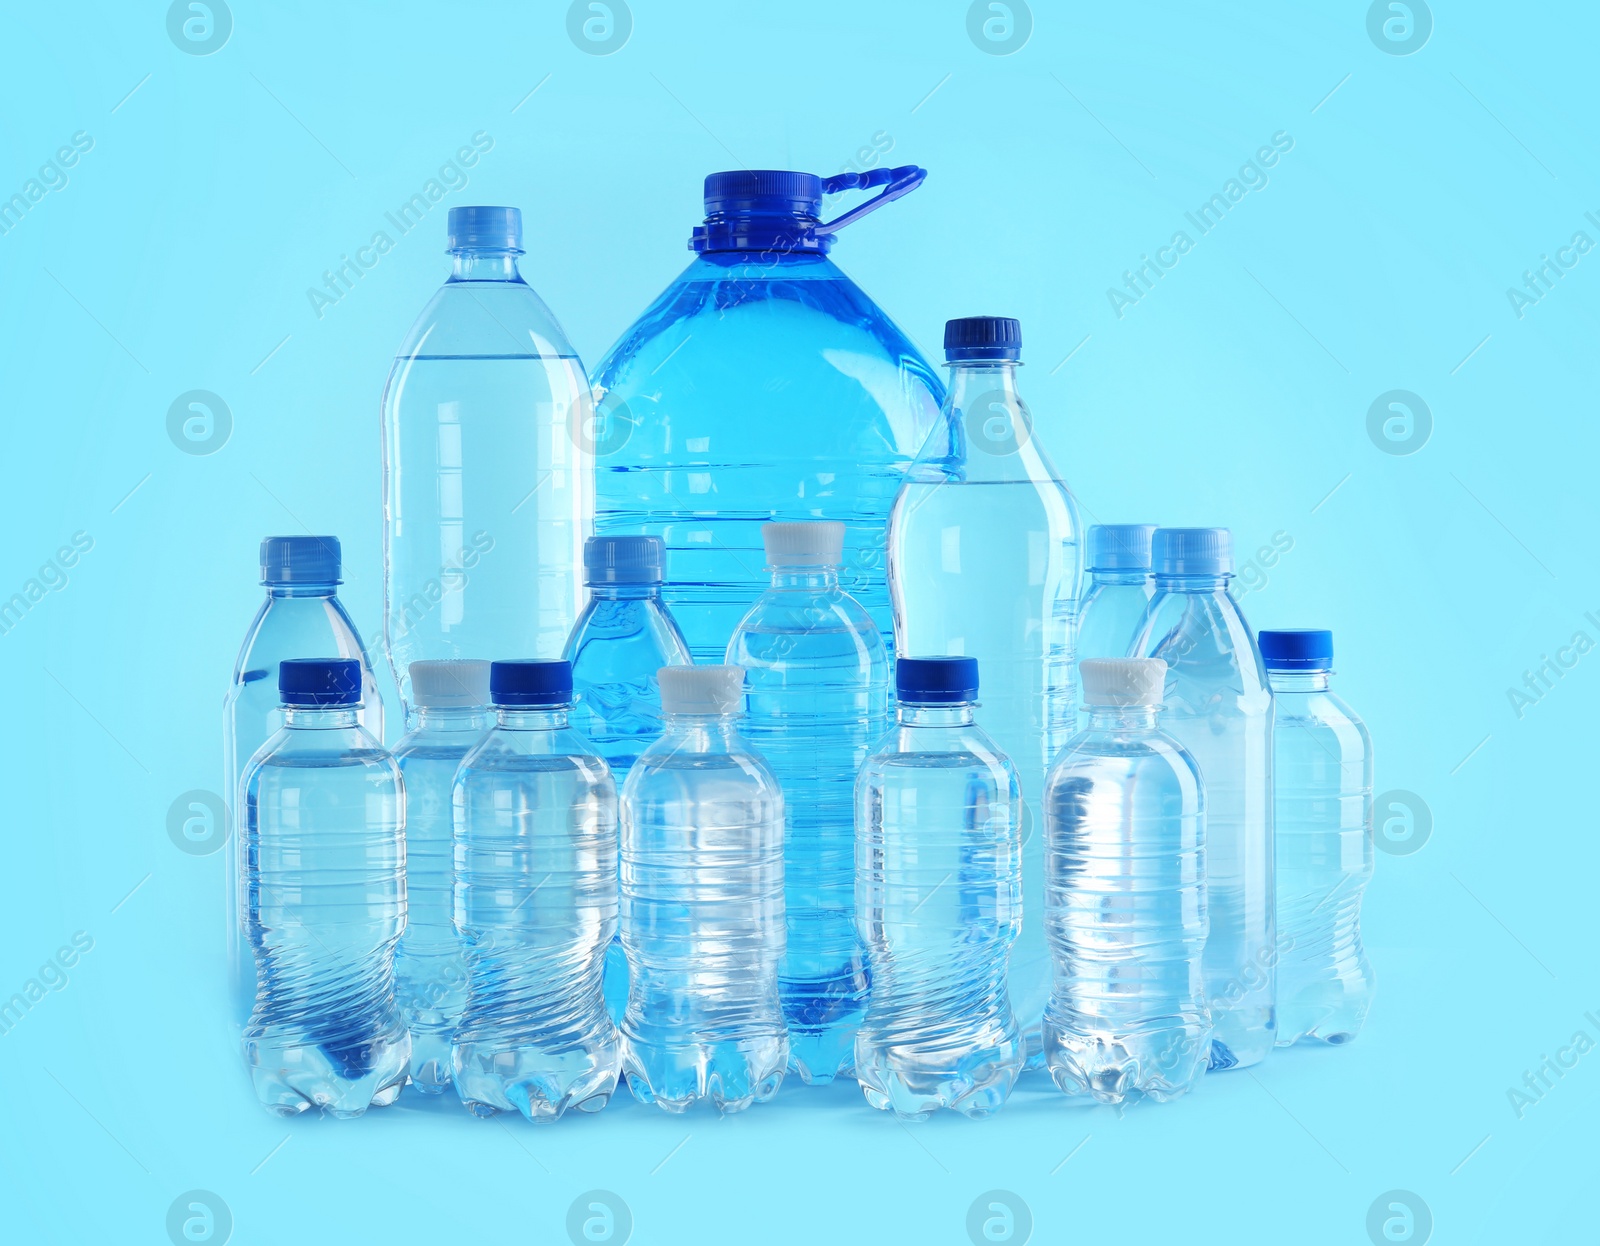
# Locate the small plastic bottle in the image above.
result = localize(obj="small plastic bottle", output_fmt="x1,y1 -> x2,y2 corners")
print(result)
1075,524 -> 1157,671
1260,629 -> 1376,1047
1043,658 -> 1210,1104
619,665 -> 787,1113
854,657 -> 1025,1119
726,520 -> 888,1084
239,659 -> 409,1116
392,659 -> 490,1094
451,660 -> 619,1120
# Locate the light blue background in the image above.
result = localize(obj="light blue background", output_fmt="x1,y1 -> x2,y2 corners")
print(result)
1,1 -> 1594,1242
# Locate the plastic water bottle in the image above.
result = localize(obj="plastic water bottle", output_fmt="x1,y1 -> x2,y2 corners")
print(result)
619,665 -> 787,1113
561,534 -> 692,1021
239,659 -> 409,1116
725,521 -> 888,1084
854,657 -> 1024,1119
888,316 -> 1083,1056
1075,524 -> 1156,671
1043,658 -> 1210,1103
1130,529 -> 1275,1069
391,660 -> 490,1094
451,660 -> 619,1120
589,168 -> 942,662
382,206 -> 591,713
225,536 -> 383,1036
1259,630 -> 1376,1046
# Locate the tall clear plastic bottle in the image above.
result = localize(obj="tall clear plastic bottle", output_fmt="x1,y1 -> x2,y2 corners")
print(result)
1075,524 -> 1156,672
382,206 -> 591,713
562,534 -> 693,1021
239,659 -> 408,1116
725,521 -> 888,1084
224,536 -> 383,1037
1130,528 -> 1275,1069
1043,658 -> 1210,1104
1259,630 -> 1375,1046
451,660 -> 619,1121
391,659 -> 490,1095
619,666 -> 787,1113
888,316 -> 1082,1057
854,657 -> 1024,1119
589,167 -> 942,662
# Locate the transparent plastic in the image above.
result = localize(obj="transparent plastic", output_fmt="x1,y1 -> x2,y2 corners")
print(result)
888,359 -> 1083,1054
239,705 -> 408,1116
451,705 -> 619,1120
1270,668 -> 1376,1046
590,250 -> 942,662
726,562 -> 888,1084
391,703 -> 489,1094
619,705 -> 787,1113
1131,576 -> 1275,1069
1043,702 -> 1210,1103
382,247 -> 591,712
854,701 -> 1025,1119
1075,568 -> 1154,673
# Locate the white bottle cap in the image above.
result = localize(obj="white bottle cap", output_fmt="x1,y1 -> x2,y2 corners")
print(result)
409,659 -> 491,709
762,520 -> 845,569
659,664 -> 743,715
1079,658 -> 1166,707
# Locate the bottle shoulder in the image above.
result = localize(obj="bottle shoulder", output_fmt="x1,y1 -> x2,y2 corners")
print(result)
1047,728 -> 1205,800
1131,588 -> 1271,697
244,726 -> 398,782
456,726 -> 614,784
1273,689 -> 1370,751
728,586 -> 889,651
391,278 -> 580,362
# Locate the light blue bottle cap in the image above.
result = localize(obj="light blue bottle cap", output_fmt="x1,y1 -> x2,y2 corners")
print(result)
1152,527 -> 1233,577
409,660 -> 491,708
1088,524 -> 1157,572
447,206 -> 523,252
584,535 -> 663,585
260,536 -> 341,586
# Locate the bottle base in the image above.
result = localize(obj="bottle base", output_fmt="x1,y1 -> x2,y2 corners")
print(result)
244,1029 -> 410,1118
622,1033 -> 788,1114
452,1040 -> 620,1123
1043,1021 -> 1210,1105
854,1036 -> 1024,1120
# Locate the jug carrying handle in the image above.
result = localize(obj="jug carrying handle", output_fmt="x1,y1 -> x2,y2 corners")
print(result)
818,165 -> 927,235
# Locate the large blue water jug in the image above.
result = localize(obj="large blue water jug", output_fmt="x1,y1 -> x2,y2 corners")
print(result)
589,167 -> 943,662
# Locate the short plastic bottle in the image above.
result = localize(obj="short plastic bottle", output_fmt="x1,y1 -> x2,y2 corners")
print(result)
726,521 -> 887,1084
1260,629 -> 1376,1047
563,534 -> 693,1023
854,657 -> 1025,1119
239,659 -> 409,1116
1043,658 -> 1211,1104
619,665 -> 788,1113
1130,528 -> 1275,1070
451,660 -> 619,1121
1075,524 -> 1157,672
391,659 -> 490,1094
224,536 -> 383,1037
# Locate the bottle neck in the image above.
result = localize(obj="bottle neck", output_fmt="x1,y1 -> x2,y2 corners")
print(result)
266,582 -> 338,600
1086,705 -> 1160,730
282,705 -> 360,728
947,360 -> 1023,410
408,706 -> 492,732
1089,569 -> 1150,588
495,706 -> 570,730
769,567 -> 838,590
449,249 -> 522,282
1267,670 -> 1331,692
587,582 -> 661,601
662,711 -> 742,749
898,702 -> 976,727
1153,572 -> 1233,593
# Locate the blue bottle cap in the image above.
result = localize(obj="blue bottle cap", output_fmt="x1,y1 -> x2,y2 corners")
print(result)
1259,629 -> 1334,671
584,535 -> 663,585
1088,524 -> 1157,572
447,206 -> 523,252
279,658 -> 362,707
490,659 -> 573,707
1152,527 -> 1234,577
944,316 -> 1022,362
703,170 -> 825,219
691,166 -> 928,254
260,536 -> 341,586
896,656 -> 979,703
